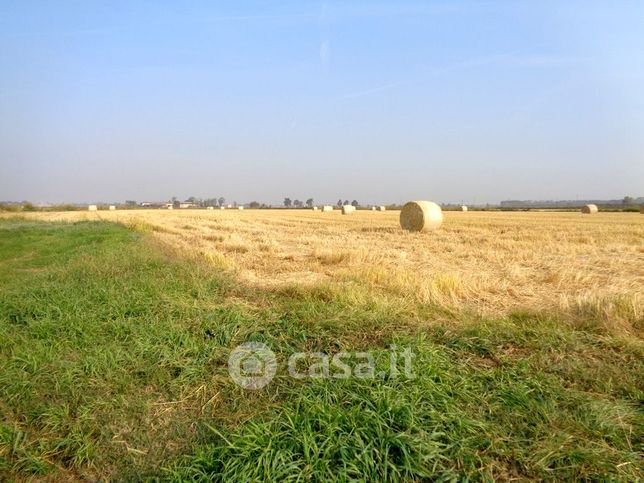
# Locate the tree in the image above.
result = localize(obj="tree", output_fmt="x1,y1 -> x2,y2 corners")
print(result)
218,197 -> 225,207
344,200 -> 349,206
125,200 -> 138,206
284,197 -> 292,207
249,201 -> 260,208
185,196 -> 204,207
306,198 -> 314,208
623,196 -> 634,205
351,200 -> 359,207
337,199 -> 343,207
294,199 -> 303,208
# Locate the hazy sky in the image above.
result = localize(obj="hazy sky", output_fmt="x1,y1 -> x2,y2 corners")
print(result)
1,1 -> 643,205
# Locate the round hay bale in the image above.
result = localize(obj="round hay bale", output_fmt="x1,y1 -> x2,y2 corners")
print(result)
371,206 -> 376,211
321,205 -> 333,212
88,204 -> 97,211
312,206 -> 319,211
207,206 -> 214,210
378,206 -> 386,211
460,205 -> 468,212
399,200 -> 443,232
108,205 -> 116,211
581,204 -> 598,214
238,206 -> 244,210
341,205 -> 356,215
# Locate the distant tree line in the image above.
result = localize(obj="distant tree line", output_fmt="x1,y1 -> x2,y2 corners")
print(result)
283,198 -> 315,208
336,199 -> 359,207
500,196 -> 643,209
3,195 -> 642,212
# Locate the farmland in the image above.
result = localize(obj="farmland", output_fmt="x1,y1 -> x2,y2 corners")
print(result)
1,210 -> 643,480
11,209 -> 643,330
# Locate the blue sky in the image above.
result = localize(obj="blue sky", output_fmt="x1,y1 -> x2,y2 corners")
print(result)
1,1 -> 643,204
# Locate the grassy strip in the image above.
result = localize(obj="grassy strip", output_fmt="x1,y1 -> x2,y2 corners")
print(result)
0,221 -> 241,478
0,220 -> 642,480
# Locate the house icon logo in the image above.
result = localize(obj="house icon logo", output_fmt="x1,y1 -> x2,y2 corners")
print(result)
228,342 -> 277,390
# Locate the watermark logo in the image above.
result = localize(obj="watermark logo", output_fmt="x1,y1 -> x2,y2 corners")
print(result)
228,342 -> 415,389
227,341 -> 277,390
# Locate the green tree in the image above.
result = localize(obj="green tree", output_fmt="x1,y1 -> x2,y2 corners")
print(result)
284,198 -> 292,207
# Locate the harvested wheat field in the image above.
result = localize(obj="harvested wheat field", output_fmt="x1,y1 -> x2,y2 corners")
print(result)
8,209 -> 643,332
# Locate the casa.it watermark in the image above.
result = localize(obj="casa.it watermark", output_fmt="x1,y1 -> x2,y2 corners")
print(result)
228,341 -> 415,390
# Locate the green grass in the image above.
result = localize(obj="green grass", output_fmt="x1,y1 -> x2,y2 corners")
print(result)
0,220 -> 642,481
0,221 -> 238,478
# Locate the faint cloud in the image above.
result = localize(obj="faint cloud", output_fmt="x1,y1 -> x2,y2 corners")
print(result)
318,2 -> 328,24
319,40 -> 331,72
336,53 -> 582,100
507,77 -> 584,125
504,54 -> 584,67
202,13 -> 316,21
336,54 -> 506,100
318,3 -> 330,73
338,79 -> 406,100
10,28 -> 114,38
331,2 -> 484,18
